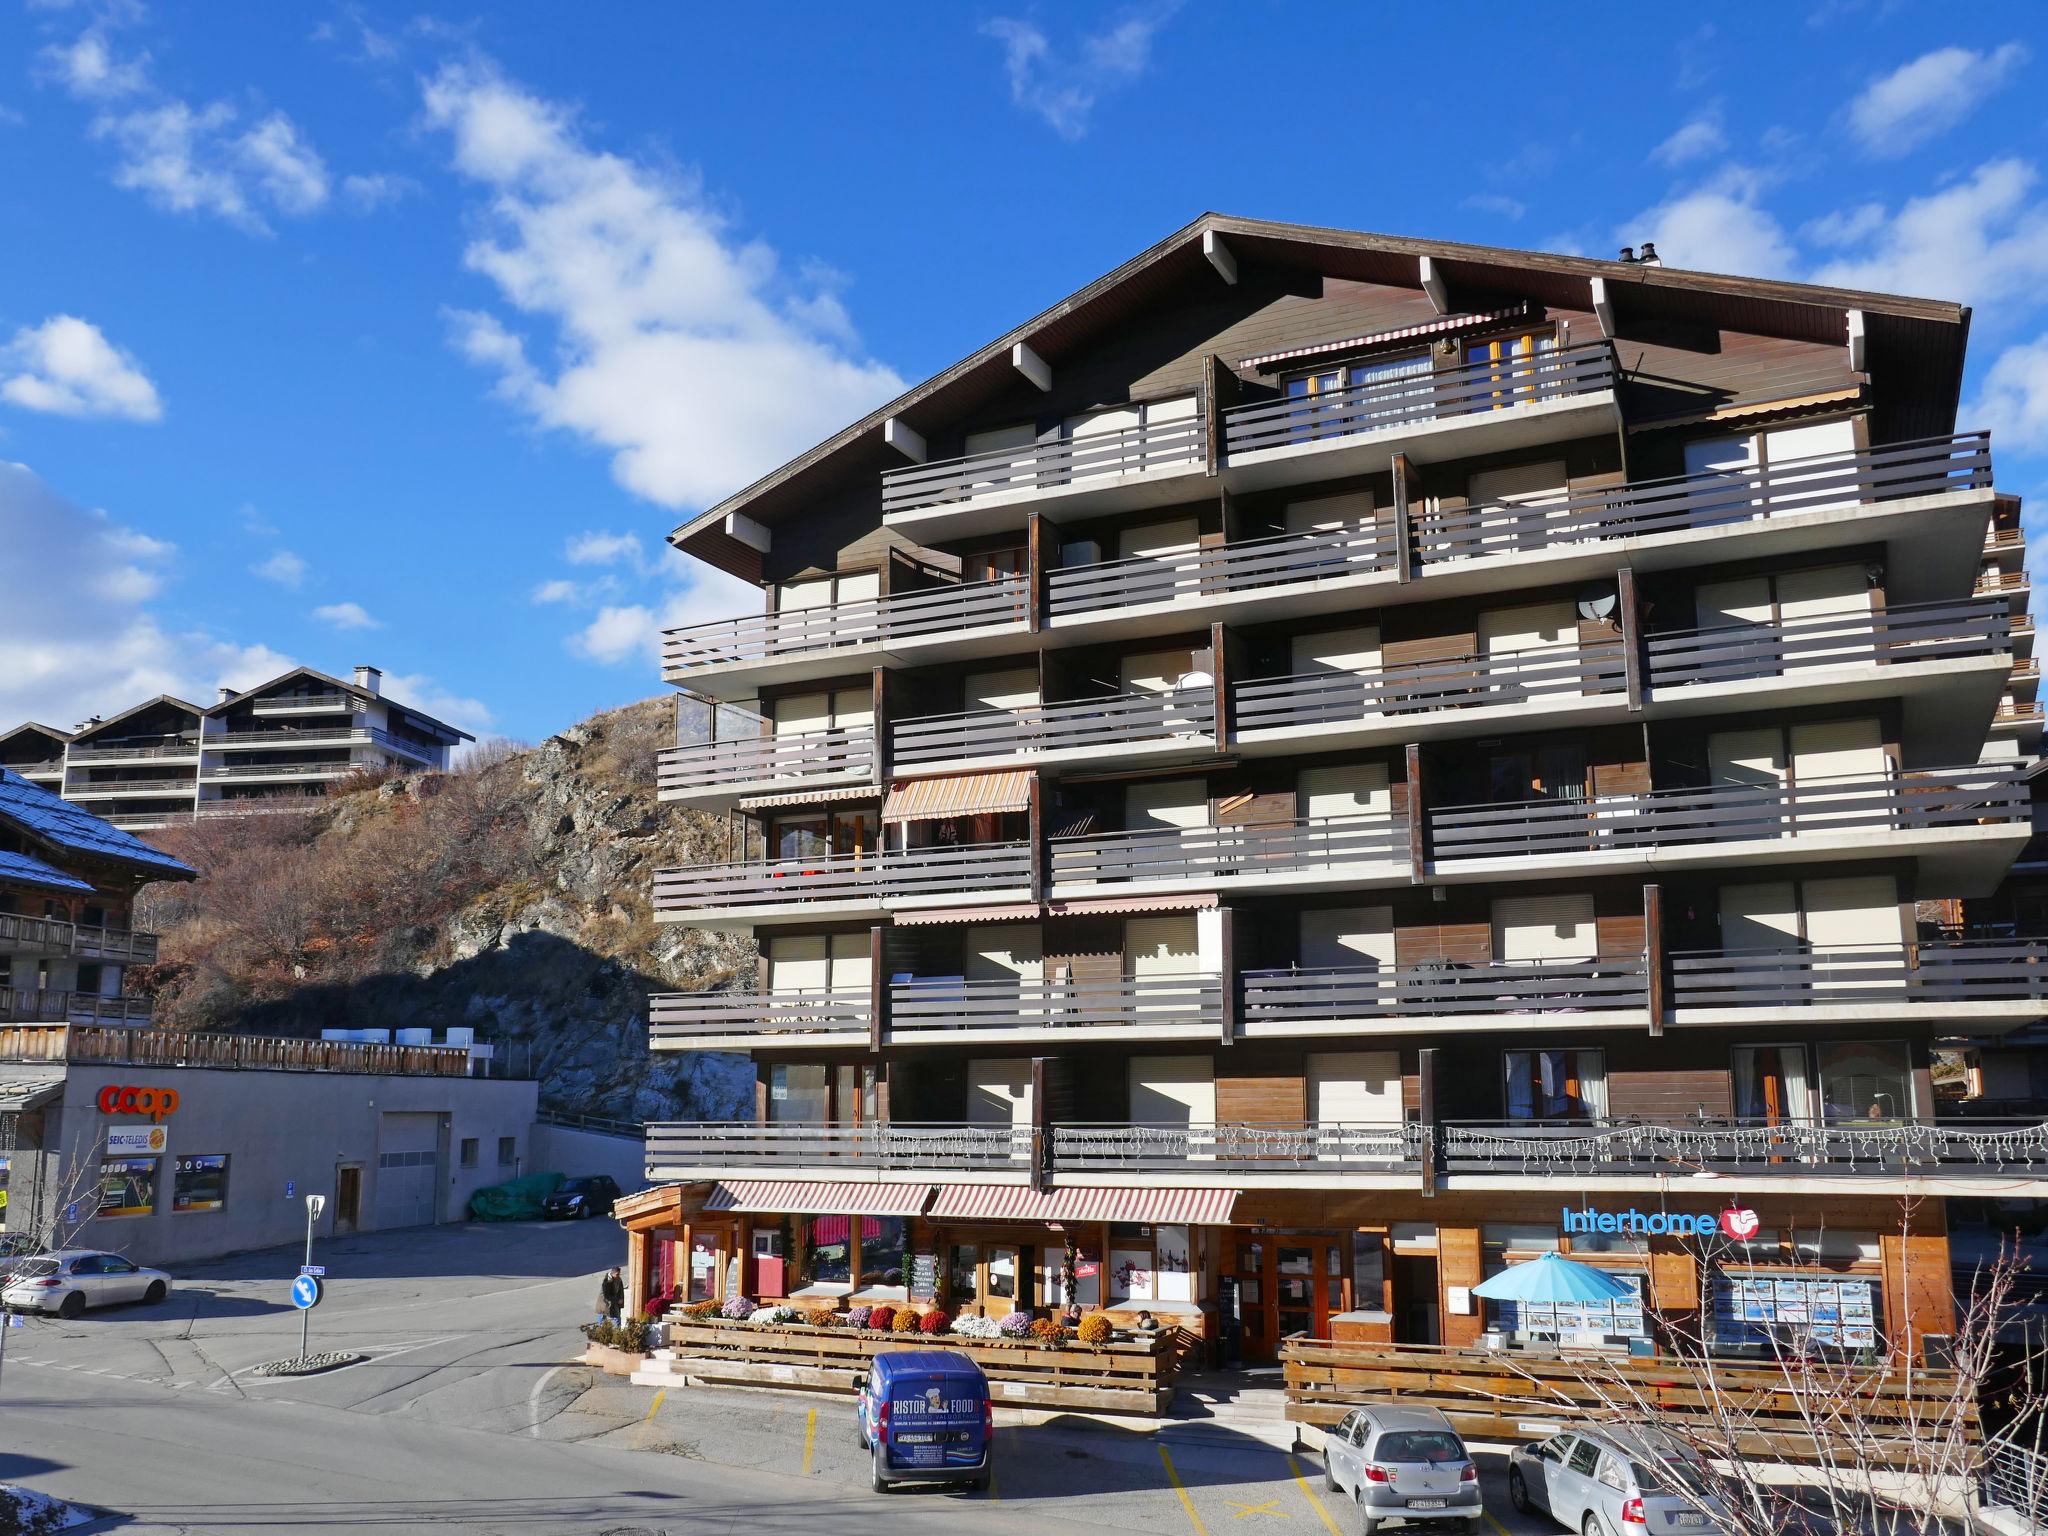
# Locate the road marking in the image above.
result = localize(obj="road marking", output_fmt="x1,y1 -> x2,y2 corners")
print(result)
644,1389 -> 666,1423
1286,1456 -> 1343,1536
1222,1498 -> 1282,1518
801,1407 -> 816,1475
1485,1516 -> 1512,1536
526,1363 -> 570,1438
1158,1444 -> 1211,1536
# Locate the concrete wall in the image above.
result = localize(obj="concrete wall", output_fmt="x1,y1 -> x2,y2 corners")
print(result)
527,1121 -> 649,1194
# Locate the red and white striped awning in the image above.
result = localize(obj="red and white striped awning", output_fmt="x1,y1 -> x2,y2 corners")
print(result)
1238,301 -> 1535,371
892,902 -> 1041,927
1045,892 -> 1217,917
927,1185 -> 1239,1225
704,1180 -> 933,1218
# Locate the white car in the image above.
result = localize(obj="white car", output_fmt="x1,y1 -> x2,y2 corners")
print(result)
1,1249 -> 173,1318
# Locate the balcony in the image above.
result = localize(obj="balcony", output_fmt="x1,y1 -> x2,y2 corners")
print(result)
1669,939 -> 2048,1025
1047,521 -> 1395,623
650,989 -> 871,1051
892,974 -> 1223,1044
656,725 -> 874,805
892,688 -> 1215,773
203,760 -> 360,780
0,988 -> 151,1025
208,726 -> 438,764
653,841 -> 1033,927
1427,762 -> 2028,891
1240,958 -> 1650,1038
1221,342 -> 1618,493
645,1121 -> 1034,1180
249,693 -> 357,715
1049,814 -> 1408,896
661,576 -> 1028,690
1050,1122 -> 1424,1183
0,916 -> 160,965
64,777 -> 196,798
880,412 -> 1208,538
66,739 -> 201,764
14,762 -> 62,782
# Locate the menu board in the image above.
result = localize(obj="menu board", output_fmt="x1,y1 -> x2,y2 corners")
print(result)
909,1252 -> 938,1302
1492,1271 -> 1648,1341
1713,1272 -> 1879,1350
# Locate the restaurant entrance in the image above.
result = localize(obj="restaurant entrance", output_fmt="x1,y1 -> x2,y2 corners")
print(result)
1230,1233 -> 1345,1362
947,1240 -> 1033,1320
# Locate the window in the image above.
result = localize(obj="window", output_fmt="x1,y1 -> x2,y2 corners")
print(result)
497,1136 -> 517,1169
172,1154 -> 229,1212
458,1138 -> 479,1169
1816,1041 -> 1912,1122
1466,331 -> 1561,407
1567,1440 -> 1603,1477
769,1063 -> 830,1123
1597,1454 -> 1628,1492
801,1215 -> 905,1290
858,1216 -> 906,1287
1284,353 -> 1433,437
1505,1050 -> 1606,1122
99,1155 -> 158,1217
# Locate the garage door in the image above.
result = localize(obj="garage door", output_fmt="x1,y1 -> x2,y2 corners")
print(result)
373,1112 -> 441,1231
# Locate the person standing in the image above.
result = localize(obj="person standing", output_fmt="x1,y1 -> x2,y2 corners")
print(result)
599,1267 -> 625,1325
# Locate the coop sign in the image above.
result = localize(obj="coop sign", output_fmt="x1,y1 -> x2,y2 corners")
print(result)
1561,1205 -> 1758,1241
97,1084 -> 181,1121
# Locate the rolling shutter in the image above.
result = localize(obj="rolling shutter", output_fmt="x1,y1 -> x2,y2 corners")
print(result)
967,923 -> 1043,982
1117,517 -> 1200,561
1285,491 -> 1374,535
1300,906 -> 1395,969
1695,576 -> 1772,631
767,935 -> 830,994
1297,762 -> 1390,822
967,1059 -> 1034,1128
1719,882 -> 1800,952
827,933 -> 871,992
1309,1051 -> 1401,1124
1126,777 -> 1208,831
771,692 -> 830,737
1120,649 -> 1197,694
1789,718 -> 1886,783
1290,625 -> 1381,678
1128,1056 -> 1215,1128
1709,727 -> 1788,788
965,668 -> 1040,712
1491,893 -> 1596,961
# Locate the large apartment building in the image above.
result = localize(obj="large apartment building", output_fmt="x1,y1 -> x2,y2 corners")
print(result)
0,665 -> 472,832
635,215 -> 2048,1365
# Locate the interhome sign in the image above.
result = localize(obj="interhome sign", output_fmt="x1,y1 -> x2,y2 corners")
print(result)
1560,1205 -> 1759,1241
97,1084 -> 181,1121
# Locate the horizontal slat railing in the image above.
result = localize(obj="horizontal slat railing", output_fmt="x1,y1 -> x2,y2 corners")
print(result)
66,777 -> 195,795
650,989 -> 870,1041
250,693 -> 353,712
892,689 -> 1214,768
1646,597 -> 2012,691
1671,939 -> 2048,1008
1236,640 -> 1626,734
1415,432 -> 1990,565
656,726 -> 875,795
880,414 -> 1205,516
0,1024 -> 472,1075
1223,342 -> 1616,458
646,1121 -> 1032,1171
0,990 -> 151,1025
1050,815 -> 1407,887
1440,1117 -> 2048,1178
1052,1121 -> 1425,1173
1243,958 -> 1647,1022
1047,522 -> 1394,616
662,576 -> 1026,674
203,760 -> 357,779
1428,764 -> 2028,863
64,740 -> 202,762
890,974 -> 1224,1035
653,840 -> 1033,914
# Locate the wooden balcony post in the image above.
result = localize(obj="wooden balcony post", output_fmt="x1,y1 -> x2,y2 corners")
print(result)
1618,565 -> 1644,713
1404,743 -> 1426,882
1218,905 -> 1238,1046
1210,620 -> 1233,746
1644,882 -> 1667,1036
1027,773 -> 1046,901
1418,1047 -> 1438,1199
1391,453 -> 1416,583
1203,355 -> 1238,477
1031,1056 -> 1052,1193
1027,511 -> 1059,634
869,924 -> 887,1054
871,663 -> 890,788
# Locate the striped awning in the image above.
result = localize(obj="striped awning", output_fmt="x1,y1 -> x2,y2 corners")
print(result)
927,1185 -> 1240,1225
882,769 -> 1032,822
737,784 -> 880,811
1045,893 -> 1218,917
703,1180 -> 933,1218
1239,302 -> 1534,370
892,902 -> 1042,927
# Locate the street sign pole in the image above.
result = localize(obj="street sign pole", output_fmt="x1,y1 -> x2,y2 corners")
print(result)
300,1193 -> 327,1361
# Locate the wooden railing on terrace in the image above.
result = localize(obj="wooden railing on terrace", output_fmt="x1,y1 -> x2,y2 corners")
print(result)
1046,521 -> 1395,616
891,974 -> 1223,1038
0,1022 -> 472,1076
1645,597 -> 2012,690
1236,640 -> 1625,734
891,688 -> 1214,767
649,988 -> 870,1042
646,1120 -> 1032,1172
652,840 -> 1032,915
656,725 -> 875,796
661,575 -> 1026,676
880,412 -> 1205,518
1670,939 -> 2048,1010
1242,958 -> 1648,1023
1050,814 -> 1407,887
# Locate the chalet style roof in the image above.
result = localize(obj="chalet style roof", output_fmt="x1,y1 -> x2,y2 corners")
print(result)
0,768 -> 196,882
0,723 -> 72,749
67,694 -> 205,742
0,847 -> 95,894
669,211 -> 1973,577
219,665 -> 473,742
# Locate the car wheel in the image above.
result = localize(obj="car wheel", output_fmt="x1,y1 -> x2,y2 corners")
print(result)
871,1447 -> 888,1494
143,1280 -> 166,1304
1584,1515 -> 1605,1536
57,1290 -> 85,1319
1509,1467 -> 1530,1512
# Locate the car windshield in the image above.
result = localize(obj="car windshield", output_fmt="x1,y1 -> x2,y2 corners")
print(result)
1376,1431 -> 1465,1464
560,1180 -> 595,1193
13,1259 -> 58,1278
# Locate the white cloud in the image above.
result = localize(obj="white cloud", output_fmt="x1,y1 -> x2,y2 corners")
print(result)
1650,112 -> 1727,168
567,568 -> 756,667
1623,166 -> 1796,278
1847,42 -> 2028,158
1,315 -> 162,421
565,529 -> 653,571
1802,202 -> 1887,247
37,31 -> 148,101
340,171 -> 416,211
235,111 -> 329,214
1808,158 -> 2048,305
1970,334 -> 2048,456
311,601 -> 381,631
1461,192 -> 1526,222
250,550 -> 307,588
421,60 -> 904,512
981,5 -> 1178,139
378,672 -> 495,735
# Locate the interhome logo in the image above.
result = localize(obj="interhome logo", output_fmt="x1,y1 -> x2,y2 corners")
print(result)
1560,1205 -> 1760,1240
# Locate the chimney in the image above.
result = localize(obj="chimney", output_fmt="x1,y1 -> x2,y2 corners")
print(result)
354,665 -> 382,697
1617,246 -> 1636,264
217,686 -> 238,704
1638,241 -> 1662,267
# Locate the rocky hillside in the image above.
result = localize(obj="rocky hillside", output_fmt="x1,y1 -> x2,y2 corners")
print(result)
136,699 -> 755,1123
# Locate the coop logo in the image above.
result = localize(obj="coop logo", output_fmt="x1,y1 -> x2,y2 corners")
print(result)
1719,1206 -> 1762,1241
96,1084 -> 180,1121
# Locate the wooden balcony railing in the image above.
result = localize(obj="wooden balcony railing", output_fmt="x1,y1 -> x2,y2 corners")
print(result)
1052,1121 -> 1426,1174
646,1121 -> 1033,1171
65,776 -> 195,796
891,974 -> 1224,1036
65,739 -> 201,763
1243,958 -> 1648,1023
1428,763 -> 2028,865
656,726 -> 875,796
1223,342 -> 1616,459
203,760 -> 358,779
1439,1116 -> 2048,1179
1047,521 -> 1396,617
880,413 -> 1205,518
1236,640 -> 1626,735
662,575 -> 1026,677
0,1022 -> 472,1075
1670,939 -> 2048,1009
0,915 -> 163,966
650,988 -> 870,1042
0,989 -> 152,1025
892,689 -> 1214,769
1645,596 -> 2012,690
653,840 -> 1033,915
249,693 -> 355,713
0,914 -> 76,955
1050,814 -> 1407,888
207,726 -> 438,763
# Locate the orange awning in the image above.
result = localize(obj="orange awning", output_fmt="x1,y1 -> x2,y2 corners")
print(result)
892,902 -> 1042,927
882,769 -> 1032,822
704,1180 -> 933,1218
1045,893 -> 1217,917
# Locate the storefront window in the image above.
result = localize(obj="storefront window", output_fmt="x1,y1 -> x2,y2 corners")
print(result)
807,1215 -> 853,1285
99,1156 -> 157,1218
1711,1270 -> 1881,1355
1789,1228 -> 1881,1264
1505,1050 -> 1606,1122
1481,1225 -> 1562,1276
987,1246 -> 1018,1300
172,1154 -> 228,1212
1155,1224 -> 1193,1303
687,1230 -> 720,1302
769,1063 -> 830,1123
948,1245 -> 980,1304
1352,1231 -> 1386,1311
1817,1041 -> 1912,1122
858,1216 -> 906,1286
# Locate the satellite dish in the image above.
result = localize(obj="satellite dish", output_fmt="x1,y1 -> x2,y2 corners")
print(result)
1176,671 -> 1215,691
1576,584 -> 1620,622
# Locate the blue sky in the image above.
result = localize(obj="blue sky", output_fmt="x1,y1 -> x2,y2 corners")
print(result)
2,1 -> 2047,744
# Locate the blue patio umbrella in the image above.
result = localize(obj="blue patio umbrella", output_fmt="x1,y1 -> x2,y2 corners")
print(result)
1470,1251 -> 1635,1305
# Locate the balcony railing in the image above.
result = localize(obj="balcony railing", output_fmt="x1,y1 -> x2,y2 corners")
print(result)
1050,814 -> 1407,888
891,974 -> 1224,1037
1223,342 -> 1616,460
1645,597 -> 2012,691
1047,521 -> 1396,617
646,1121 -> 1033,1171
892,688 -> 1214,769
208,726 -> 438,763
1243,958 -> 1648,1023
249,693 -> 355,714
65,739 -> 201,763
1670,939 -> 2048,1009
653,840 -> 1033,915
1236,640 -> 1626,735
662,575 -> 1027,676
1439,1116 -> 2048,1179
650,988 -> 871,1042
1053,1121 -> 1425,1174
1414,432 -> 1990,565
0,1023 -> 470,1075
0,914 -> 75,955
881,413 -> 1206,518
657,726 -> 875,797
0,988 -> 151,1025
64,777 -> 195,796
0,915 -> 162,965
204,760 -> 359,779
1428,763 -> 2027,865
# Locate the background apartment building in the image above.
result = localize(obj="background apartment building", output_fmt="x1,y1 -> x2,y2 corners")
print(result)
0,665 -> 472,832
634,216 -> 2048,1365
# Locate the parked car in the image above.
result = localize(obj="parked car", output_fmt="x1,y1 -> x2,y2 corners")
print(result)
1322,1405 -> 1484,1532
540,1175 -> 621,1220
1508,1425 -> 1730,1533
1,1249 -> 173,1318
853,1349 -> 993,1492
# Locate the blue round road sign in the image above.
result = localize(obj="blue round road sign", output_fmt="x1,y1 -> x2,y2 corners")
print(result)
290,1274 -> 323,1310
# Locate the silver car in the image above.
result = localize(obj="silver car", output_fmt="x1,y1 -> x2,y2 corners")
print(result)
1323,1405 -> 1484,1532
1508,1425 -> 1730,1534
0,1249 -> 173,1318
